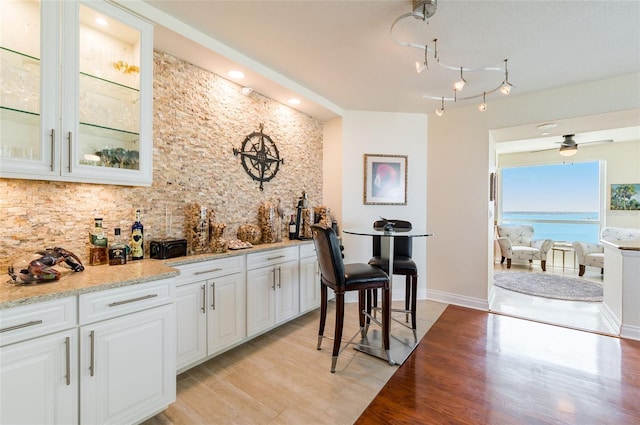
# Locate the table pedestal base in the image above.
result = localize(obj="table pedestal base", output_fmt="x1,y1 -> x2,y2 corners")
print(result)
354,329 -> 419,366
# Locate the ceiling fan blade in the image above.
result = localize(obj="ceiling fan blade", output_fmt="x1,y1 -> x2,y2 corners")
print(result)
579,139 -> 614,145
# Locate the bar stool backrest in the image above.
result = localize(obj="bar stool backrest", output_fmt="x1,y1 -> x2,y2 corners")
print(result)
372,219 -> 413,258
311,224 -> 345,288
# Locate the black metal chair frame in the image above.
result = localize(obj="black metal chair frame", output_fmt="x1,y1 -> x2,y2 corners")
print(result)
311,224 -> 393,373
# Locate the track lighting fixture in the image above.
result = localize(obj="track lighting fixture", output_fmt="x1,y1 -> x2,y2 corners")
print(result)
391,1 -> 514,113
435,97 -> 445,116
415,45 -> 428,74
500,59 -> 512,95
454,67 -> 466,92
478,92 -> 487,112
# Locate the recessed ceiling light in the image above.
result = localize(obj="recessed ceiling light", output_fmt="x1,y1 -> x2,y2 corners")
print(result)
537,123 -> 557,130
288,98 -> 301,105
541,132 -> 550,136
95,17 -> 108,26
228,70 -> 245,79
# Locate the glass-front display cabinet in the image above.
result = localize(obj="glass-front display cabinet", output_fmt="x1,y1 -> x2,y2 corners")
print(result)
0,0 -> 153,186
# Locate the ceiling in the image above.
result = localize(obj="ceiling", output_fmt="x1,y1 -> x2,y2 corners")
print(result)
123,0 -> 640,149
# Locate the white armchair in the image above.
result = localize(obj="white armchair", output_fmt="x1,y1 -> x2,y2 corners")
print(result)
573,227 -> 640,276
496,225 -> 553,271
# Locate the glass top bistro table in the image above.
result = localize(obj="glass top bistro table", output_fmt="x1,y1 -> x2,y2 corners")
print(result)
343,227 -> 434,365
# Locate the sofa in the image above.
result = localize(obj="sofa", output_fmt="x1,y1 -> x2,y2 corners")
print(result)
572,227 -> 640,276
496,225 -> 553,271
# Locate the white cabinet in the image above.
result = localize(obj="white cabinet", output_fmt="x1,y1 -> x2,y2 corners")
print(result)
299,243 -> 321,313
0,0 -> 153,185
175,256 -> 245,371
246,247 -> 299,337
0,298 -> 78,425
79,279 -> 175,425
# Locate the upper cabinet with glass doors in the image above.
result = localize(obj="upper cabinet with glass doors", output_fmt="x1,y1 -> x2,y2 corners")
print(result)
0,0 -> 153,186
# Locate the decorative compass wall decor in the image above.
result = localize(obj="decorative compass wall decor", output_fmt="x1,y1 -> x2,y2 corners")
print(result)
233,124 -> 284,191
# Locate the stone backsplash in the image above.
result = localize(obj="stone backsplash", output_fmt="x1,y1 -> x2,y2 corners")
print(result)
0,51 -> 323,271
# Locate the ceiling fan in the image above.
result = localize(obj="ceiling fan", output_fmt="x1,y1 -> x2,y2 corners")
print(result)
533,134 -> 614,157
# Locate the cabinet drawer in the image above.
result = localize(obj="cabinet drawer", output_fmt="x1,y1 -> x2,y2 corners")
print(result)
299,243 -> 317,258
247,247 -> 298,270
79,279 -> 173,324
175,255 -> 244,285
0,297 -> 77,346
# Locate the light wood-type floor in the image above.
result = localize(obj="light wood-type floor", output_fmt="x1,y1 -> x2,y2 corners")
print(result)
490,261 -> 617,335
356,305 -> 640,424
143,299 -> 448,425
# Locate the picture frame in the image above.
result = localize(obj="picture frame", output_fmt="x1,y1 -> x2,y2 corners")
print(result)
610,183 -> 640,210
363,154 -> 407,205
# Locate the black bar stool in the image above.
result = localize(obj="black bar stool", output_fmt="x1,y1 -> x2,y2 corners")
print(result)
368,219 -> 418,339
311,224 -> 392,373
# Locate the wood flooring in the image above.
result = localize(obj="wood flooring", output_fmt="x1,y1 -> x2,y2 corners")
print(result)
144,300 -> 640,425
143,300 -> 448,425
356,305 -> 640,425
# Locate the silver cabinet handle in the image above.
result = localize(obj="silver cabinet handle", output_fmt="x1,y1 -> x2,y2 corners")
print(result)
67,131 -> 72,172
0,320 -> 43,333
267,255 -> 285,261
195,268 -> 222,275
49,129 -> 55,171
271,268 -> 276,291
108,293 -> 157,307
211,282 -> 216,310
65,336 -> 71,386
277,266 -> 282,288
89,330 -> 95,377
201,284 -> 206,313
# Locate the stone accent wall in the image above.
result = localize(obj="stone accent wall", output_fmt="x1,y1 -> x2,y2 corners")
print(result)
0,51 -> 323,270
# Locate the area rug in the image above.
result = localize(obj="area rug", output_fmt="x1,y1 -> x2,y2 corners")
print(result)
494,272 -> 603,302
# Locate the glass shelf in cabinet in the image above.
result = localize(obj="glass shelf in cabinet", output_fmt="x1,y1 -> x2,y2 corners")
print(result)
79,121 -> 139,144
79,72 -> 140,102
0,106 -> 39,125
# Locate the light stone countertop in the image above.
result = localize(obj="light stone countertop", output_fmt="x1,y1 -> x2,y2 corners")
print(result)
600,239 -> 640,251
1,239 -> 314,310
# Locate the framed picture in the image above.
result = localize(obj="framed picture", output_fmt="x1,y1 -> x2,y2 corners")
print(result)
610,183 -> 640,210
363,154 -> 407,205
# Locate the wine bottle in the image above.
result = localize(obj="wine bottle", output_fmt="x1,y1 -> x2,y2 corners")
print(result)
289,214 -> 296,240
89,217 -> 108,266
131,209 -> 144,260
108,228 -> 127,265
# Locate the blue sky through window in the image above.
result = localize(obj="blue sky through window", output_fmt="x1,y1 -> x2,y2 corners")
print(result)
502,162 -> 600,213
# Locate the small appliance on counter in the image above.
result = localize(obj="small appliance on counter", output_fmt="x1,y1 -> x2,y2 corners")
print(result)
149,239 -> 187,259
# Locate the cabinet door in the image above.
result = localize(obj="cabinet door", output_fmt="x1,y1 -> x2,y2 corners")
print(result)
80,304 -> 176,425
0,329 -> 78,425
207,273 -> 246,355
0,0 -> 59,177
246,267 -> 276,337
61,0 -> 153,185
175,282 -> 207,371
299,256 -> 321,313
275,260 -> 300,324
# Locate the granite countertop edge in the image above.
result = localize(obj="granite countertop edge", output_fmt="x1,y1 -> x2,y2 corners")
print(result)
1,240 -> 314,310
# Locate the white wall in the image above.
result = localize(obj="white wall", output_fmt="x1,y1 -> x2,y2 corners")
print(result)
426,73 -> 640,310
338,111 -> 428,301
323,117 -> 343,228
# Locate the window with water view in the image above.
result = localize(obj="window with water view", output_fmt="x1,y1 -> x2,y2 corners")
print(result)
500,161 -> 601,243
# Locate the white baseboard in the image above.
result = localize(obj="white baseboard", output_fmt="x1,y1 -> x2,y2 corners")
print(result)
426,288 -> 489,311
599,302 -> 622,335
621,324 -> 640,341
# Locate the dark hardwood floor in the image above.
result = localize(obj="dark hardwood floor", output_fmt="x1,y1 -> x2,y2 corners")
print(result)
356,305 -> 640,425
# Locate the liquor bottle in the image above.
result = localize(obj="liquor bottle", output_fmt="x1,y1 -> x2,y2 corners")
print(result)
289,214 -> 296,240
89,217 -> 108,266
131,209 -> 144,260
108,228 -> 127,265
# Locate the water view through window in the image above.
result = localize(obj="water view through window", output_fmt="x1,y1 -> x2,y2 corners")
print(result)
500,161 -> 601,243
